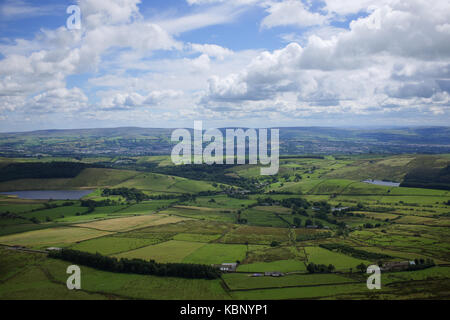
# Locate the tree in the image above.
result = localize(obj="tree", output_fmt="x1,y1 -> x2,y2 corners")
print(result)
293,217 -> 302,227
307,263 -> 316,274
356,263 -> 367,273
30,217 -> 39,224
270,241 -> 280,247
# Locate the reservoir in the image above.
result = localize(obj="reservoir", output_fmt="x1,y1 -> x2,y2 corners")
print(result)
362,180 -> 400,187
0,190 -> 94,200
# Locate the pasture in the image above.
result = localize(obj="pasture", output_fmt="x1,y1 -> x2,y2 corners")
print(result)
114,240 -> 206,263
0,227 -> 111,249
182,243 -> 248,265
0,153 -> 449,300
304,246 -> 371,271
73,214 -> 188,232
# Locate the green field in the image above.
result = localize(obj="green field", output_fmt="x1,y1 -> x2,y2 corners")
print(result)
223,273 -> 354,290
304,246 -> 371,271
114,240 -> 206,263
182,243 -> 248,265
237,260 -> 307,273
69,236 -> 166,255
0,153 -> 449,300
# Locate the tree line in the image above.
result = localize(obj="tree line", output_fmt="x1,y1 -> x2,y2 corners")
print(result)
102,188 -> 148,202
48,249 -> 221,279
306,262 -> 335,273
319,244 -> 392,260
0,162 -> 101,182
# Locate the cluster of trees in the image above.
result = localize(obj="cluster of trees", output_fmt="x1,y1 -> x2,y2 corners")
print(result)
296,232 -> 332,242
309,201 -> 346,228
222,186 -> 250,199
270,241 -> 281,247
0,211 -> 28,221
26,201 -> 75,214
313,201 -> 331,213
332,210 -> 365,218
319,244 -> 392,260
356,263 -> 367,273
102,188 -> 148,202
409,258 -> 435,271
280,198 -> 310,209
363,223 -> 382,229
79,199 -> 111,214
49,249 -> 221,279
306,262 -> 335,273
235,210 -> 248,225
256,197 -> 310,210
293,217 -> 302,227
0,162 -> 98,182
0,211 -> 41,224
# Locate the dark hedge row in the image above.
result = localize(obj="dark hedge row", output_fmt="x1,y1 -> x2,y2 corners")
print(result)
49,249 -> 221,279
102,187 -> 148,202
319,243 -> 392,260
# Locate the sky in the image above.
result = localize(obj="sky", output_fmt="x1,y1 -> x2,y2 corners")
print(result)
0,0 -> 449,132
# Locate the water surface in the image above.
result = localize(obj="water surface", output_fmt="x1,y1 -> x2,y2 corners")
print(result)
0,190 -> 94,200
362,180 -> 400,187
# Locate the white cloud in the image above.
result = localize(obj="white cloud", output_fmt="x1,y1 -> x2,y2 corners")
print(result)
29,87 -> 88,113
78,0 -> 142,29
261,0 -> 327,29
1,0 -> 449,127
188,43 -> 233,60
186,0 -> 261,5
0,0 -> 181,118
101,90 -> 182,110
201,0 -> 450,119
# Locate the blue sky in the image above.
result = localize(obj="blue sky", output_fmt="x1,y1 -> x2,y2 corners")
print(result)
0,0 -> 449,132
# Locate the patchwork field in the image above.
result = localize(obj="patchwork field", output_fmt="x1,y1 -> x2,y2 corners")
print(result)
182,243 -> 248,265
114,240 -> 206,263
304,246 -> 371,271
0,227 -> 111,249
73,214 -> 188,232
0,154 -> 449,300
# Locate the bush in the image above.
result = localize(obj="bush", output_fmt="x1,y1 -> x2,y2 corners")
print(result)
307,262 -> 335,274
270,241 -> 280,247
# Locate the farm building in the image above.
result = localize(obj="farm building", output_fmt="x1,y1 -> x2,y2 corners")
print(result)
264,272 -> 285,277
381,261 -> 415,271
332,207 -> 349,212
45,247 -> 62,252
212,263 -> 238,272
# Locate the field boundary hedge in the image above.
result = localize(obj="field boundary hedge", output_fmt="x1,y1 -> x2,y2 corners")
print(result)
49,249 -> 221,279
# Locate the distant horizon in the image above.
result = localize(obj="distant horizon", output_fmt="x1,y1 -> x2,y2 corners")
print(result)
1,124 -> 450,135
